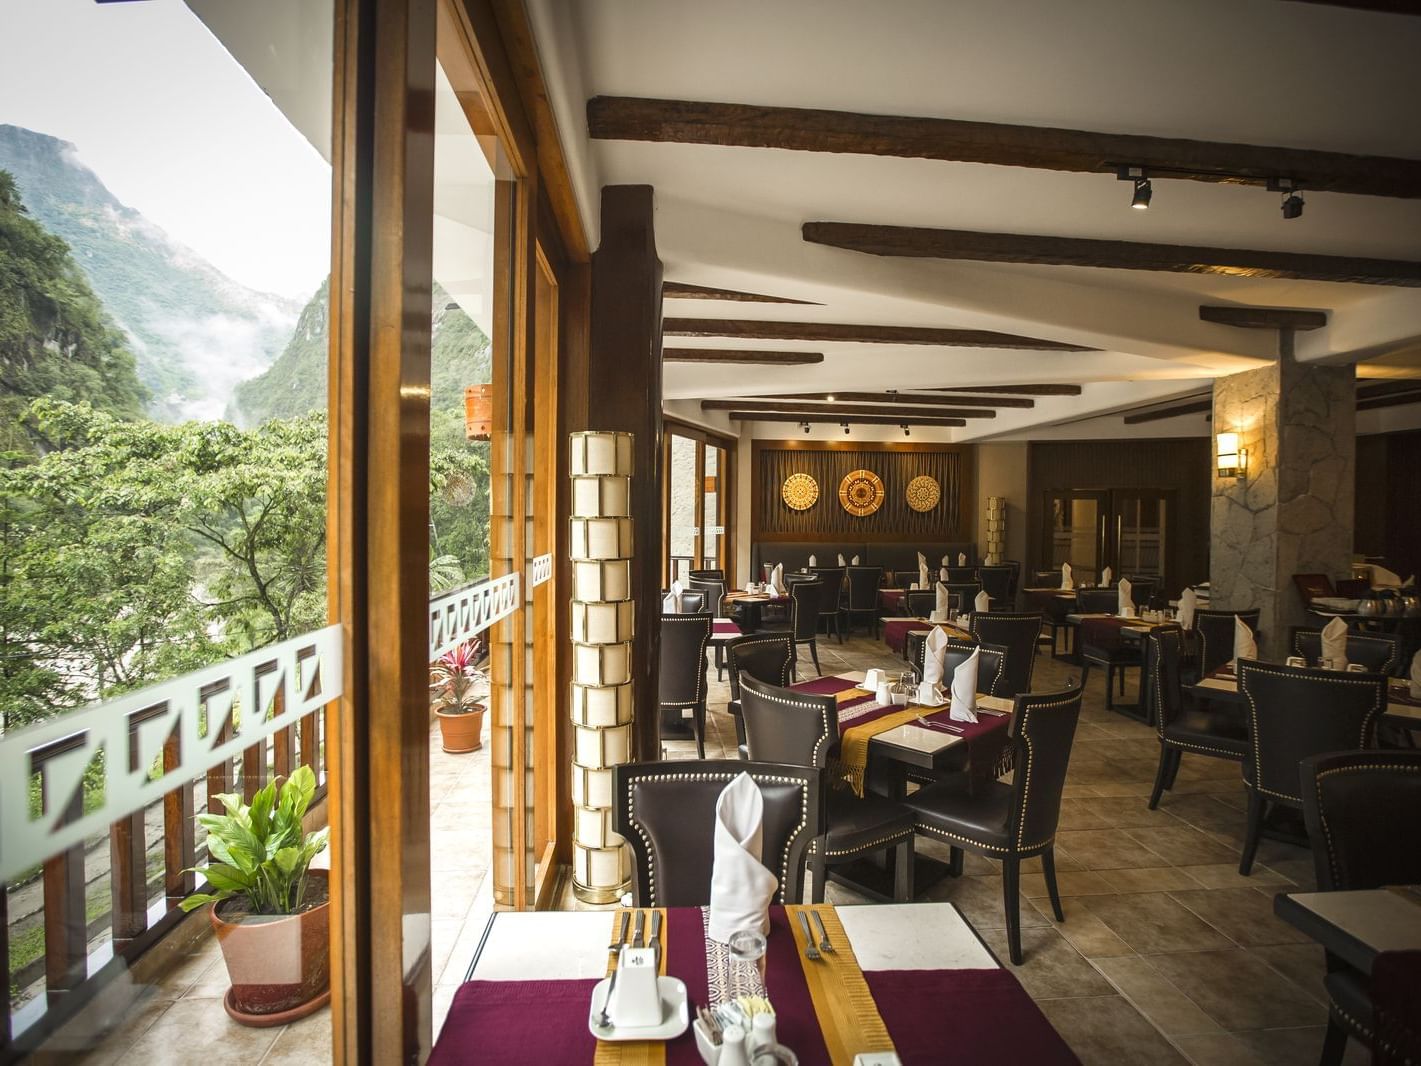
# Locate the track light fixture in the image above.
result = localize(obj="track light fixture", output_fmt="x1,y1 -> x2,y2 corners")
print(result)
1270,177 -> 1304,220
801,421 -> 811,434
901,424 -> 910,437
1117,166 -> 1151,210
841,422 -> 850,435
825,393 -> 836,402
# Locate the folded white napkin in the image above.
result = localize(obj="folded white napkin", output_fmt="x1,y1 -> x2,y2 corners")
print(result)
935,581 -> 950,619
1372,564 -> 1403,588
950,647 -> 979,722
1118,578 -> 1133,615
1101,566 -> 1113,587
974,589 -> 991,614
838,553 -> 847,567
922,625 -> 948,689
851,555 -> 860,565
809,554 -> 817,567
1178,588 -> 1197,630
917,553 -> 930,590
958,552 -> 968,567
770,563 -> 785,596
662,579 -> 684,613
1320,617 -> 1349,668
1410,651 -> 1421,700
1233,615 -> 1258,665
1061,563 -> 1073,591
707,773 -> 778,943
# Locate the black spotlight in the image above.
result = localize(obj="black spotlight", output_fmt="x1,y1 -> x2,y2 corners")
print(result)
801,421 -> 811,434
841,422 -> 850,435
901,424 -> 910,437
1281,192 -> 1304,220
1131,178 -> 1152,210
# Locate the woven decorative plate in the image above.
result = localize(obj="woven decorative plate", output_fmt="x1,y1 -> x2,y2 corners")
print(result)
838,469 -> 885,517
906,475 -> 941,513
781,473 -> 819,511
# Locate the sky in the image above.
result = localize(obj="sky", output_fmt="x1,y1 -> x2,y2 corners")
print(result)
0,0 -> 332,301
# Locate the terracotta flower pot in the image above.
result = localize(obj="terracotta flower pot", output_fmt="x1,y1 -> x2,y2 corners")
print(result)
210,869 -> 331,1026
437,705 -> 485,752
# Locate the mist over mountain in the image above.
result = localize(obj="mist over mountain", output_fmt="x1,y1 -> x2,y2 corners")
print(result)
0,124 -> 301,421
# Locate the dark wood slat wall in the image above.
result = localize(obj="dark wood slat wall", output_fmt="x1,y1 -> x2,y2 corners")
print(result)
1355,428 -> 1421,579
1026,438 -> 1212,588
753,442 -> 972,542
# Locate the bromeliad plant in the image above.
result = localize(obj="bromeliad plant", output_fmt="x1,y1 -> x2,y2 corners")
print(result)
181,765 -> 329,916
429,636 -> 489,715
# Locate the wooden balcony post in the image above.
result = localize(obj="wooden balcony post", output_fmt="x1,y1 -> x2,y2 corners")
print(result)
42,792 -> 86,1004
163,733 -> 195,908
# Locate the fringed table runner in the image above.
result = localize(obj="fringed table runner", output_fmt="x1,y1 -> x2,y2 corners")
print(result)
877,588 -> 906,614
882,617 -> 973,656
712,620 -> 741,637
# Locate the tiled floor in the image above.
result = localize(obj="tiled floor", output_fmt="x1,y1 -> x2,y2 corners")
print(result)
47,631 -> 1365,1065
593,630 -> 1365,1066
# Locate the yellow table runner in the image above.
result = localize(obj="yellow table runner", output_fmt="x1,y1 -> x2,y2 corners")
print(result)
834,687 -> 872,704
595,908 -> 669,1066
785,904 -> 896,1065
833,705 -> 935,796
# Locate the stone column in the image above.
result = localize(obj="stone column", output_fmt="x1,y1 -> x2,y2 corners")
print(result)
1210,333 -> 1355,659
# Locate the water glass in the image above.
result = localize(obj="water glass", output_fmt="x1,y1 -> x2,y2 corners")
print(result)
728,928 -> 768,984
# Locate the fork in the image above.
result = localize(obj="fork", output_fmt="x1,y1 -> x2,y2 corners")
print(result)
597,910 -> 632,1029
607,910 -> 629,954
797,910 -> 821,960
810,909 -> 835,954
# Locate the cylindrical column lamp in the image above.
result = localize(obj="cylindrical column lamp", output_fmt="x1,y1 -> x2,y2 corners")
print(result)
569,431 -> 635,903
985,495 -> 1006,565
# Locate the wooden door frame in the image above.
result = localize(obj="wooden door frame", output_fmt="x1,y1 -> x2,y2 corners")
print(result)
662,418 -> 737,586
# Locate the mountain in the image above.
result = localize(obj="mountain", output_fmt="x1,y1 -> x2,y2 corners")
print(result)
0,125 -> 301,422
0,170 -> 145,450
233,280 -> 490,427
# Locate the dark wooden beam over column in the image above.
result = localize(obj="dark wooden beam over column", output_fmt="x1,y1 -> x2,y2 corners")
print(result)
662,281 -> 814,303
702,398 -> 994,419
931,384 -> 1083,396
663,348 -> 824,365
1123,399 -> 1213,424
803,223 -> 1421,288
764,390 -> 1032,409
729,411 -> 968,428
588,96 -> 1421,199
664,317 -> 1093,351
1199,305 -> 1329,330
1282,0 -> 1421,14
589,186 -> 663,760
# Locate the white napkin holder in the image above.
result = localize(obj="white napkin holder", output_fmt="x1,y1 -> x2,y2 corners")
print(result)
890,688 -> 910,706
917,681 -> 944,705
864,668 -> 886,690
609,945 -> 663,1027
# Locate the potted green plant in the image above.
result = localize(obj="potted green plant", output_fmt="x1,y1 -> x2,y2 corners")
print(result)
181,765 -> 331,1026
431,637 -> 489,752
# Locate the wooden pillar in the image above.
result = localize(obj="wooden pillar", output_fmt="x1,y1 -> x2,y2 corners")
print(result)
327,0 -> 436,1062
588,186 -> 664,760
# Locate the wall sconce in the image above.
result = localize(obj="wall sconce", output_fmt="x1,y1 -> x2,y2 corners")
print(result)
1216,431 -> 1247,480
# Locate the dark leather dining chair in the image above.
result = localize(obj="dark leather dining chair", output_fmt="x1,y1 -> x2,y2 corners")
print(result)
725,633 -> 796,758
977,565 -> 1014,609
945,567 -> 976,584
904,685 -> 1084,964
945,582 -> 983,614
767,579 -> 822,679
1194,609 -> 1261,678
1123,577 -> 1156,609
662,590 -> 705,615
1289,626 -> 1399,674
905,589 -> 936,617
909,635 -> 1007,697
844,566 -> 883,637
657,613 -> 712,757
1237,660 -> 1387,875
1299,750 -> 1421,1066
1146,628 -> 1247,809
809,566 -> 846,643
1075,588 -> 1118,615
1078,616 -> 1157,713
688,568 -> 724,582
688,576 -> 727,617
613,759 -> 823,908
739,676 -> 915,903
894,569 -> 921,590
968,612 -> 1043,697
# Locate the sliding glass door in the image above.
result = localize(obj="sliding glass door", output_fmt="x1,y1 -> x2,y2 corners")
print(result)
663,425 -> 734,586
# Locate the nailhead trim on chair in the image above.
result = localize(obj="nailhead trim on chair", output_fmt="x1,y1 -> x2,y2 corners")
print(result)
625,769 -> 810,906
743,681 -> 836,768
822,827 -> 913,858
659,617 -> 712,706
1242,664 -> 1384,803
1311,761 -> 1421,891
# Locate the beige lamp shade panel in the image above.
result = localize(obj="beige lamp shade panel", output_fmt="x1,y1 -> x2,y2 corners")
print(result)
572,559 -> 632,603
781,472 -> 819,511
571,475 -> 631,518
838,469 -> 885,517
570,431 -> 634,477
571,682 -> 634,727
906,475 -> 941,513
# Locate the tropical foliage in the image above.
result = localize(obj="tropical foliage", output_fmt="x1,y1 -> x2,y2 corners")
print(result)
429,637 -> 489,715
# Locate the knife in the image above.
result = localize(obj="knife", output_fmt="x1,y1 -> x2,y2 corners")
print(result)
649,910 -> 662,964
632,908 -> 645,949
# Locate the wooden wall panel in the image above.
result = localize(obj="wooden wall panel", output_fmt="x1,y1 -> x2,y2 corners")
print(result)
752,441 -> 972,542
1355,428 -> 1421,579
1025,438 -> 1211,589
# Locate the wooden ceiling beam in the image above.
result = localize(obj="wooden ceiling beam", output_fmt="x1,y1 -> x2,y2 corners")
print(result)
1122,399 -> 1213,425
587,96 -> 1421,199
1282,1 -> 1421,14
663,317 -> 1093,351
1199,305 -> 1329,330
663,348 -> 824,365
662,281 -> 815,304
702,399 -> 994,419
930,384 -> 1084,396
728,411 -> 968,428
761,390 -> 1032,409
803,223 -> 1421,288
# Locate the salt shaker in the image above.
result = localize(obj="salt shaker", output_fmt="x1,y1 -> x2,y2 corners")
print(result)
720,1024 -> 751,1066
748,1013 -> 777,1055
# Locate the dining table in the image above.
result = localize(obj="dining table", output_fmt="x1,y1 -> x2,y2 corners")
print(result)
1190,662 -> 1421,726
880,616 -> 970,658
1066,613 -> 1175,720
1274,886 -> 1421,976
723,589 -> 789,634
429,901 -> 1080,1065
790,670 -> 1015,895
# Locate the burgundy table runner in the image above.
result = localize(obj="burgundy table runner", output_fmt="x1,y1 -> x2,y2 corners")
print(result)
882,618 -> 926,656
712,621 -> 740,637
878,588 -> 906,614
431,907 -> 1078,1064
789,675 -> 1011,741
1076,615 -> 1137,653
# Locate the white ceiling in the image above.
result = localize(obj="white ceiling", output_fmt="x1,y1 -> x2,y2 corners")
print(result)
527,0 -> 1421,440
